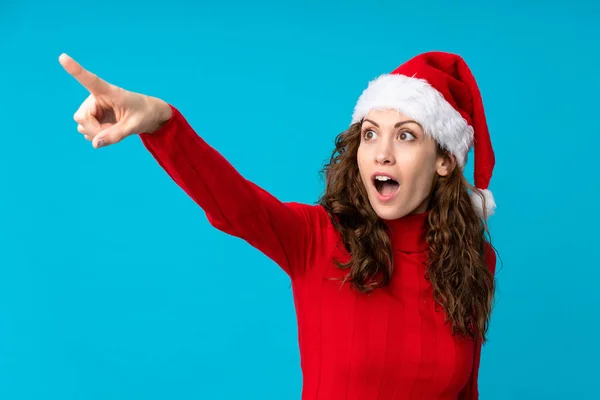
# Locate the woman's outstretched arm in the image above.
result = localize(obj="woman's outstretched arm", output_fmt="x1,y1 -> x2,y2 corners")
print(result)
59,53 -> 321,279
138,104 -> 321,278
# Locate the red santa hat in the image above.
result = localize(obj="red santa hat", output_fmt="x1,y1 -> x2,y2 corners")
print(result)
351,51 -> 496,219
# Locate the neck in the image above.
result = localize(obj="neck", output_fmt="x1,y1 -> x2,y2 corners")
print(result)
384,210 -> 430,253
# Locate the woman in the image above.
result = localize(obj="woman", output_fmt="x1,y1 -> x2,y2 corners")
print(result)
59,51 -> 498,400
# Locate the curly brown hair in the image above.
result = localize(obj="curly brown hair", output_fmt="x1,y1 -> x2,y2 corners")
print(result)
318,121 -> 497,343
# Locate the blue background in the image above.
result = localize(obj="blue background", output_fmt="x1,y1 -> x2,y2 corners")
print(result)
1,0 -> 599,398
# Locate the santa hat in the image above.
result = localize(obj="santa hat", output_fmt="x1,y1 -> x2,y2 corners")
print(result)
351,51 -> 496,219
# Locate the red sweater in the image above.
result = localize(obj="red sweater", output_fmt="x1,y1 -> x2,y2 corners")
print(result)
139,105 -> 496,400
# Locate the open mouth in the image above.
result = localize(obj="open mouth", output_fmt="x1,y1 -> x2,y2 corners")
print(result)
373,175 -> 400,197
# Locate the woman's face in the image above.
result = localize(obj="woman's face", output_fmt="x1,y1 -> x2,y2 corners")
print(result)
356,109 -> 454,221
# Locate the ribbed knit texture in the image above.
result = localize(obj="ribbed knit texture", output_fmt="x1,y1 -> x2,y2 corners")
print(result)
139,105 -> 496,400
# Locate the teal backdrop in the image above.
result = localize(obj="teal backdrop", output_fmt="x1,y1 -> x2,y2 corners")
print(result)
1,0 -> 599,398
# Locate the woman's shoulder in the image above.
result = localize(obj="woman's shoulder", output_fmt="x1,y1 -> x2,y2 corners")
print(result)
283,201 -> 335,230
280,202 -> 344,274
281,202 -> 343,248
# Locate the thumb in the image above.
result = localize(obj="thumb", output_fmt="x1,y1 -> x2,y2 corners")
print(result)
93,122 -> 130,148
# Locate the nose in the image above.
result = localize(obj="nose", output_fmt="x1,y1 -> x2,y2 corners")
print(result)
375,140 -> 395,165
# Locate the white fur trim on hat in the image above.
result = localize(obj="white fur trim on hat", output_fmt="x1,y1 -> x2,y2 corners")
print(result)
469,188 -> 496,219
351,74 -> 474,167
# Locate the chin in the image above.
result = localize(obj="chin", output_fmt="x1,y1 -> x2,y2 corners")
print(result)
367,190 -> 429,221
361,176 -> 429,221
374,207 -> 410,221
368,198 -> 411,221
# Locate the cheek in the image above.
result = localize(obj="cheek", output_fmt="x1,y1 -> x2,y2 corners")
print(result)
356,147 -> 369,181
398,151 -> 437,191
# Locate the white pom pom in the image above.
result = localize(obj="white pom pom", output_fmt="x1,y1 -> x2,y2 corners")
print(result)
470,188 -> 496,219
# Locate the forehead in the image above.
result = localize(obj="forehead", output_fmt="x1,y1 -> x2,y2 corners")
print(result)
364,109 -> 418,126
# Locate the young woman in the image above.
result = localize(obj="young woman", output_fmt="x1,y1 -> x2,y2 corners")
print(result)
59,50 -> 497,400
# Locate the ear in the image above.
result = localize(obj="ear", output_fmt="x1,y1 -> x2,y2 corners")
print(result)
436,152 -> 457,177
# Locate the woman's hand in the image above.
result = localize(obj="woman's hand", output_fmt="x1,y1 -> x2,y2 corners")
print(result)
58,53 -> 172,148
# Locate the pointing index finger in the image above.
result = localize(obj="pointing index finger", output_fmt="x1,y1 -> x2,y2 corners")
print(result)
59,53 -> 111,94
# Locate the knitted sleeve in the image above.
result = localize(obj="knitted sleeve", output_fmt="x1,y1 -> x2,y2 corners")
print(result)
458,241 -> 497,400
138,104 -> 318,279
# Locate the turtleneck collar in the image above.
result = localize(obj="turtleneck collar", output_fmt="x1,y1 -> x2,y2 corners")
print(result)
384,210 -> 430,253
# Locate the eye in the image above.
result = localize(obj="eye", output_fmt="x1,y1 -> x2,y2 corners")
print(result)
398,130 -> 416,141
362,128 -> 378,140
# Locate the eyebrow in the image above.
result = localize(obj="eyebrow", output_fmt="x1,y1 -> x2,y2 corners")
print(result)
363,118 -> 422,129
